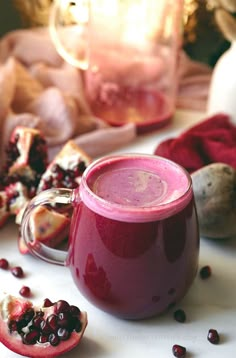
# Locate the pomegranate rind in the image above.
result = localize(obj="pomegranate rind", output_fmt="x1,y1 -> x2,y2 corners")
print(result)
17,234 -> 30,254
18,205 -> 70,254
0,295 -> 88,358
0,191 -> 10,228
15,202 -> 29,226
29,206 -> 70,245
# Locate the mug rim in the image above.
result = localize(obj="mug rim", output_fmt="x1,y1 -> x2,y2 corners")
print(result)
78,153 -> 193,223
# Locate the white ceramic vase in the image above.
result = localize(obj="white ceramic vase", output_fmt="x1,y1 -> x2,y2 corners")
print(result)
207,42 -> 236,125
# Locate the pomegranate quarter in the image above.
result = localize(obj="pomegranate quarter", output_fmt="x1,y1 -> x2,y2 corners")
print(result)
0,294 -> 87,357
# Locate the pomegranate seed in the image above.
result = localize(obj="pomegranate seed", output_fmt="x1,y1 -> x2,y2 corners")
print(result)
47,314 -> 58,331
54,170 -> 64,181
57,327 -> 71,340
0,258 -> 9,269
207,329 -> 220,344
55,300 -> 70,314
78,161 -> 86,173
11,266 -> 24,278
38,334 -> 49,344
199,265 -> 211,279
40,320 -> 51,334
19,286 -> 31,297
32,315 -> 44,328
58,312 -> 71,328
173,309 -> 186,323
172,344 -> 186,357
23,329 -> 40,345
23,309 -> 35,324
49,332 -> 60,346
70,305 -> 81,317
43,298 -> 54,307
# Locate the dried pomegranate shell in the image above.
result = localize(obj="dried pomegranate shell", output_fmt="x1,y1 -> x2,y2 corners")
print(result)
0,294 -> 87,358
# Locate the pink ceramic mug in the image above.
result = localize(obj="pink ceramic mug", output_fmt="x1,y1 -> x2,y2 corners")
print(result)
21,154 -> 199,319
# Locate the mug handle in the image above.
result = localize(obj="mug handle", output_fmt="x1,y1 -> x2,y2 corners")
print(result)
21,188 -> 76,266
49,0 -> 90,70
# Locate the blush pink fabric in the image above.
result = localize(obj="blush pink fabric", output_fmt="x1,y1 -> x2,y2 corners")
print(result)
154,113 -> 236,173
0,27 -> 212,174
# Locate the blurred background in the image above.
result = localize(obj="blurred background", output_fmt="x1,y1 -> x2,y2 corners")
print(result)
0,0 -> 230,68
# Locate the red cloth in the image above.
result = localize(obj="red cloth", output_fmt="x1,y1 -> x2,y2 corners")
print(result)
154,113 -> 236,173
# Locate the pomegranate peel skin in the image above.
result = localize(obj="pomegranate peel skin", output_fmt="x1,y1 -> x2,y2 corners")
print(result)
29,206 -> 70,246
18,206 -> 70,255
0,295 -> 88,358
18,234 -> 30,255
0,191 -> 10,228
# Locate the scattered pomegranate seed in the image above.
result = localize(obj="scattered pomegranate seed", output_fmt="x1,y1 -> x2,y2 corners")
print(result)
199,265 -> 211,279
0,258 -> 9,270
19,286 -> 31,297
172,344 -> 186,357
207,329 -> 220,344
11,266 -> 24,278
173,309 -> 186,323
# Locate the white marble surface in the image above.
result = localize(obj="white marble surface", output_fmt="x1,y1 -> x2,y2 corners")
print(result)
1,109 -> 236,358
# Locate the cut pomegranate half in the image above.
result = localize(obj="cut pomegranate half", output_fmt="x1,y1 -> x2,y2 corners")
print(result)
0,294 -> 87,358
37,140 -> 91,192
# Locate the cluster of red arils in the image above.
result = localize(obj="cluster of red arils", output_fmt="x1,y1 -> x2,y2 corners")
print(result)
0,126 -> 92,254
0,293 -> 87,358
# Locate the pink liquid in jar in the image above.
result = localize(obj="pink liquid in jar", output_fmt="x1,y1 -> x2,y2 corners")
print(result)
88,87 -> 173,134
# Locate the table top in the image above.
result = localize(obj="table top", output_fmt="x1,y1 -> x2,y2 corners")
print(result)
1,109 -> 236,358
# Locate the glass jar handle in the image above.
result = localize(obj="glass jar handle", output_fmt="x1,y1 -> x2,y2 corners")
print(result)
49,0 -> 90,69
21,188 -> 75,266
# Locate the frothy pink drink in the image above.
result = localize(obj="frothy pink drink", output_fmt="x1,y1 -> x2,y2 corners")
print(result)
67,155 -> 199,319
